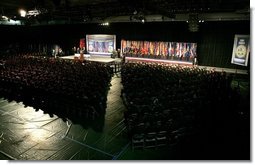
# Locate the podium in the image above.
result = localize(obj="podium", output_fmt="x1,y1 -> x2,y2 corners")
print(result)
80,53 -> 84,61
74,53 -> 79,61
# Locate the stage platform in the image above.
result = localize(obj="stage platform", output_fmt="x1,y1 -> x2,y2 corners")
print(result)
125,56 -> 193,65
125,56 -> 248,75
61,54 -> 120,64
60,55 -> 248,75
61,55 -> 122,73
197,65 -> 248,75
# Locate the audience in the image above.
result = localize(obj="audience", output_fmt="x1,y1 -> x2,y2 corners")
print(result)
121,62 -> 237,149
0,55 -> 112,128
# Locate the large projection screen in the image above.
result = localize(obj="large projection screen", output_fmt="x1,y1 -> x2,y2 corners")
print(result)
86,34 -> 116,55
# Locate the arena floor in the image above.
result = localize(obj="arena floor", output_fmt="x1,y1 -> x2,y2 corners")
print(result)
0,58 -> 250,160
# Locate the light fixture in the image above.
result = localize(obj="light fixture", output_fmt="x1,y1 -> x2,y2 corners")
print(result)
19,9 -> 27,17
27,9 -> 40,17
130,10 -> 146,23
100,22 -> 109,26
188,13 -> 199,32
1,16 -> 8,20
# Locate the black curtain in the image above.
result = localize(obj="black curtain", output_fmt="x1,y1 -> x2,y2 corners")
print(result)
198,21 -> 250,69
198,32 -> 234,68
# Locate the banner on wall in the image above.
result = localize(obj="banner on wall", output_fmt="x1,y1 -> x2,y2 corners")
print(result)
80,38 -> 85,50
121,39 -> 197,63
231,35 -> 250,66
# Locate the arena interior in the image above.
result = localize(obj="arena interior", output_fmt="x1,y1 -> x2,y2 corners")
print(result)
0,0 -> 251,161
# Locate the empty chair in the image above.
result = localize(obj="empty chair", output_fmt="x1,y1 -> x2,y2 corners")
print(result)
132,134 -> 145,150
144,132 -> 157,148
133,122 -> 146,134
168,127 -> 187,146
88,106 -> 98,120
156,131 -> 167,148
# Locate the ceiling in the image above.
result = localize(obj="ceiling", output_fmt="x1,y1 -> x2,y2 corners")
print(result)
0,0 -> 250,25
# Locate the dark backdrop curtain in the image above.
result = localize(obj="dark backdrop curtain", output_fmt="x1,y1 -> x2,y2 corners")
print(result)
198,33 -> 234,68
198,21 -> 250,69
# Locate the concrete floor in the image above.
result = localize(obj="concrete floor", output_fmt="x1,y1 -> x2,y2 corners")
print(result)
0,74 -> 130,160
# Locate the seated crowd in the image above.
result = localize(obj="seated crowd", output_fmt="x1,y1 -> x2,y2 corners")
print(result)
0,55 -> 112,127
121,62 -> 236,149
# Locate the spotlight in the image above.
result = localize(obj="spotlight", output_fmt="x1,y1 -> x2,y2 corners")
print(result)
19,9 -> 27,17
100,22 -> 109,26
141,19 -> 145,23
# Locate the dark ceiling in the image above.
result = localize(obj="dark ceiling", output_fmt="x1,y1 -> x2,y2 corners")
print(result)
0,0 -> 250,24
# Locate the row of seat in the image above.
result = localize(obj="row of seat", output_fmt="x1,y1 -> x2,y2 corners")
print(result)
121,62 -> 233,149
0,55 -> 113,118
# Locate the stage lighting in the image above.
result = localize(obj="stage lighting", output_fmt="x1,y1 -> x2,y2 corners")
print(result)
27,9 -> 40,17
188,13 -> 199,32
130,10 -> 146,23
100,22 -> 109,26
19,9 -> 27,17
1,16 -> 8,20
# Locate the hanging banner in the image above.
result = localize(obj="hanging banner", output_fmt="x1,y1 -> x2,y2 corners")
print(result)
231,35 -> 250,66
80,38 -> 85,49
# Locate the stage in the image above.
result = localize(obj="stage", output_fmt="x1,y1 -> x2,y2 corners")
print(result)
125,56 -> 194,65
197,65 -> 248,75
60,55 -> 248,75
124,56 -> 248,75
60,54 -> 120,64
61,55 -> 122,73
